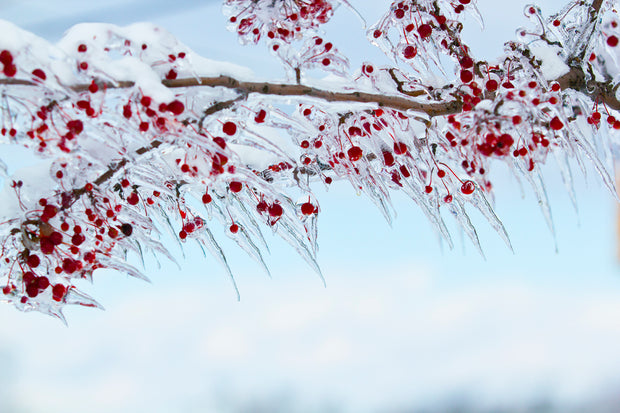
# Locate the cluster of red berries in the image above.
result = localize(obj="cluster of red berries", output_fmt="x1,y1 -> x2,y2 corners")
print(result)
178,216 -> 204,240
0,50 -> 16,77
586,110 -> 620,129
122,95 -> 185,134
226,0 -> 334,45
296,36 -> 340,68
25,100 -> 86,152
372,0 -> 475,66
256,198 -> 284,225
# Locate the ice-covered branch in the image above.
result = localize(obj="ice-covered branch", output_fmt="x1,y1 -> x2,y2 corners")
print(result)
0,76 -> 455,116
0,0 -> 619,321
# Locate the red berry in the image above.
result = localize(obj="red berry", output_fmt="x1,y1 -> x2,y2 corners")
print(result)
52,284 -> 66,301
127,192 -> 139,205
461,180 -> 475,194
223,121 -> 237,136
37,276 -> 50,290
71,233 -> 85,246
167,100 -> 184,115
400,165 -> 411,177
77,44 -> 87,53
484,79 -> 498,91
607,35 -> 618,47
460,70 -> 473,83
393,142 -> 408,155
26,284 -> 39,298
254,109 -> 266,123
347,146 -> 363,161
32,69 -> 46,80
207,137 -> 225,154
417,24 -> 432,38
43,204 -> 58,219
202,193 -> 212,204
383,151 -> 395,166
3,64 -> 16,77
50,231 -> 63,245
0,50 -> 13,65
229,224 -> 239,233
460,56 -> 474,68
268,203 -> 283,217
27,255 -> 40,268
549,116 -> 564,130
403,45 -> 417,59
301,202 -> 315,215
123,104 -> 132,119
140,96 -> 152,107
256,200 -> 268,213
229,181 -> 243,193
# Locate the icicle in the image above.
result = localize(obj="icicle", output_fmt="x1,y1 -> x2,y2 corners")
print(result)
98,256 -> 151,283
553,150 -> 579,213
276,219 -> 324,286
64,288 -> 105,310
228,225 -> 272,278
200,226 -> 240,301
446,199 -> 485,258
518,162 -> 557,250
467,188 -> 513,252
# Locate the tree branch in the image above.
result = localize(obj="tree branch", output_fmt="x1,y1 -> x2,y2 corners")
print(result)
165,76 -> 455,116
0,76 -> 459,117
3,61 -> 618,116
556,66 -> 620,111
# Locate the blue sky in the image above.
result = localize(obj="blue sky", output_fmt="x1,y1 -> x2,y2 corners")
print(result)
1,0 -> 620,412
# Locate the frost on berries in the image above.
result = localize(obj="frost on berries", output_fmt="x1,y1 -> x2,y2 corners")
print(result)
0,0 -> 619,320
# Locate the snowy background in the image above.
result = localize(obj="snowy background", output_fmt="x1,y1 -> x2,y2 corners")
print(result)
1,0 -> 620,412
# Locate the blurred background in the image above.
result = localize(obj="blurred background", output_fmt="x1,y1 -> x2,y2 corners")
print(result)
1,0 -> 620,412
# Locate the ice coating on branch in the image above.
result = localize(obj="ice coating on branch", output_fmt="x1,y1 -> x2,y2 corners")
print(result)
0,19 -> 323,317
1,0 -> 620,320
